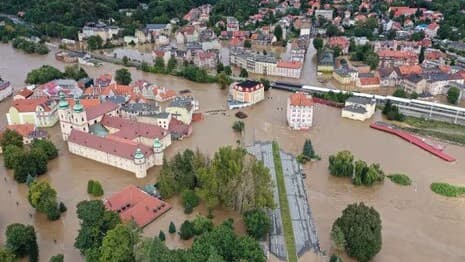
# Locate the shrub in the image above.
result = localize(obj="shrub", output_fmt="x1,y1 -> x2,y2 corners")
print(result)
59,202 -> 67,213
243,209 -> 271,240
46,205 -> 61,221
328,151 -> 354,177
49,254 -> 64,262
87,180 -> 104,196
192,216 -> 214,235
179,220 -> 195,240
430,182 -> 465,197
387,174 -> 412,186
159,231 -> 166,241
182,190 -> 199,213
232,121 -> 245,133
169,222 -> 176,234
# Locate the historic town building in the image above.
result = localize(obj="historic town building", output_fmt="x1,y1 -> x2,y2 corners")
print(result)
287,92 -> 314,130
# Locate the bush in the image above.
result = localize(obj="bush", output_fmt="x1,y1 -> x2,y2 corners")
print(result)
333,203 -> 382,262
387,174 -> 412,186
328,151 -> 354,177
169,222 -> 176,234
182,190 -> 199,213
232,121 -> 245,133
179,220 -> 195,240
243,209 -> 271,240
430,182 -> 465,197
59,202 -> 67,213
192,216 -> 214,235
159,230 -> 166,241
49,254 -> 64,262
87,180 -> 104,197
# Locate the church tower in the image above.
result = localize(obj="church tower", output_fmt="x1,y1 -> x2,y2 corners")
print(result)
71,97 -> 89,133
58,92 -> 72,141
153,138 -> 163,166
133,147 -> 147,178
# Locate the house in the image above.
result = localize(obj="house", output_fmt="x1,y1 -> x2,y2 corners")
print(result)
7,98 -> 58,127
104,185 -> 171,227
328,37 -> 350,55
1,124 -> 48,147
176,26 -> 199,44
276,61 -> 303,79
315,9 -> 333,20
378,50 -> 418,67
287,92 -> 314,130
425,23 -> 439,38
317,50 -> 335,73
356,76 -> 380,89
165,96 -> 198,125
78,22 -> 120,42
0,80 -> 12,102
402,74 -> 427,94
14,88 -> 34,100
228,80 -> 265,109
145,24 -> 169,35
226,17 -> 240,32
333,67 -> 358,85
35,79 -> 82,98
123,36 -> 138,45
193,50 -> 218,69
341,96 -> 376,121
378,68 -> 399,87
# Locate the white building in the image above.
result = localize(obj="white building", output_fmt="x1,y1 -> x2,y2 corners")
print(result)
0,80 -> 12,102
287,92 -> 314,130
341,97 -> 376,121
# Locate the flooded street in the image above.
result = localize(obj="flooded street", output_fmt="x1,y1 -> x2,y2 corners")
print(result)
1,43 -> 465,261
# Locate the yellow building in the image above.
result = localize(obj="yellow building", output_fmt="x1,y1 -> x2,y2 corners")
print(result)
333,67 -> 358,85
165,96 -> 197,125
6,98 -> 58,127
229,80 -> 265,109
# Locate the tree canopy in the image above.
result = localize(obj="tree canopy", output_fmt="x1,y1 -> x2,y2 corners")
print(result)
115,68 -> 132,85
447,86 -> 460,105
28,181 -> 62,220
243,209 -> 271,240
5,223 -> 39,262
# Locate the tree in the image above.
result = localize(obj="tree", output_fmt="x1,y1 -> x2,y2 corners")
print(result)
217,72 -> 231,89
303,139 -> 317,159
100,224 -> 137,262
26,65 -> 63,84
392,88 -> 407,98
49,254 -> 64,262
31,139 -> 58,160
365,53 -> 379,70
333,203 -> 382,262
447,86 -> 460,104
63,65 -> 88,80
353,160 -> 367,186
313,37 -> 323,51
0,247 -> 15,262
6,223 -> 38,262
239,68 -> 248,78
224,66 -> 232,76
87,180 -> 104,196
243,39 -> 252,48
87,35 -> 103,50
169,222 -> 176,234
216,62 -> 224,73
328,151 -> 354,177
122,56 -> 129,66
419,46 -> 425,64
167,57 -> 177,73
179,220 -> 195,240
243,209 -> 271,239
159,231 -> 166,241
0,129 -> 23,149
115,68 -> 132,85
192,216 -> 214,235
28,181 -> 61,220
154,56 -> 166,73
182,190 -> 200,214
3,145 -> 24,169
232,120 -> 245,133
260,78 -> 270,91
330,225 -> 346,251
330,255 -> 343,262
274,24 -> 283,41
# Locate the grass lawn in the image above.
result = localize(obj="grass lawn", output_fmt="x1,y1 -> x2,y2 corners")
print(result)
430,182 -> 465,197
386,174 -> 412,186
272,141 -> 297,262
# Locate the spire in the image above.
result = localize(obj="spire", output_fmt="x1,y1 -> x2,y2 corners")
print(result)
58,91 -> 69,109
73,96 -> 84,112
134,147 -> 145,160
153,138 -> 162,149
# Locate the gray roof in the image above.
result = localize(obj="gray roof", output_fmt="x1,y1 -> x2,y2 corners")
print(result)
146,24 -> 167,30
346,96 -> 374,105
121,102 -> 160,114
344,104 -> 368,114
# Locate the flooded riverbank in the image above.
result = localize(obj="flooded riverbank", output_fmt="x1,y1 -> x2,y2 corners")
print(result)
1,43 -> 465,261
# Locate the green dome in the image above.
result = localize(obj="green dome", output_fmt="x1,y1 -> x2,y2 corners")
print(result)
134,148 -> 145,159
73,98 -> 84,112
153,138 -> 162,149
59,92 -> 69,109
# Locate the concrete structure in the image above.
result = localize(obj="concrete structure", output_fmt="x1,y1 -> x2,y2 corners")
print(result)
341,96 -> 376,121
7,98 -> 58,127
333,67 -> 358,85
317,50 -> 334,73
78,22 -> 120,42
0,80 -> 12,102
228,80 -> 265,109
287,92 -> 314,130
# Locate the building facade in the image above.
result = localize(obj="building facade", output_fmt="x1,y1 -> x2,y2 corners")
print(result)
287,92 -> 314,130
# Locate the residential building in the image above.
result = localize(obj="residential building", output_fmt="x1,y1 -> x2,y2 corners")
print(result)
315,9 -> 333,20
0,80 -> 12,101
7,98 -> 58,127
333,67 -> 358,85
356,76 -> 381,89
287,92 -> 314,130
378,50 -> 418,67
402,74 -> 427,94
78,22 -> 120,42
228,80 -> 265,109
193,50 -> 218,69
226,17 -> 240,32
328,37 -> 350,55
13,88 -> 34,100
317,50 -> 335,72
165,96 -> 198,125
341,96 -> 376,121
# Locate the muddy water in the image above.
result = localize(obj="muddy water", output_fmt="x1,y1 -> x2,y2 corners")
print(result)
1,43 -> 465,261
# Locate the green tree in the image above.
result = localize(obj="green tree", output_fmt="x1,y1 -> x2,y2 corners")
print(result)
217,72 -> 231,89
0,247 -> 15,262
3,145 -> 24,169
224,66 -> 232,76
31,139 -> 58,160
140,62 -> 150,72
274,24 -> 283,41
154,56 -> 166,73
302,139 -> 316,159
0,129 -> 23,149
365,53 -> 379,70
122,56 -> 129,66
243,209 -> 271,239
392,88 -> 407,98
260,78 -> 271,91
216,62 -> 224,73
63,65 -> 88,80
353,160 -> 367,186
115,68 -> 132,85
447,86 -> 460,104
330,254 -> 343,262
158,158 -> 178,198
49,254 -> 64,262
87,35 -> 103,50
87,180 -> 95,194
6,223 -> 38,262
328,151 -> 354,177
232,120 -> 245,133
192,216 -> 214,235
419,46 -> 425,64
26,65 -> 63,84
334,203 -> 382,262
239,68 -> 248,78
100,224 -> 137,262
179,220 -> 195,240
13,149 -> 48,183
159,230 -> 166,241
243,39 -> 252,48
28,181 -> 61,220
169,222 -> 176,234
167,57 -> 178,73
182,190 -> 200,214
313,37 -> 323,51
330,225 -> 346,251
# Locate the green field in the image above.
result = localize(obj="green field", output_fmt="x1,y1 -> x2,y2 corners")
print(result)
272,141 -> 297,262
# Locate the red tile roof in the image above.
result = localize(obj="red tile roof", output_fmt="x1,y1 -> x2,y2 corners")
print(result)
6,124 -> 35,137
68,129 -> 153,160
11,98 -> 51,112
104,185 -> 171,227
359,76 -> 380,86
168,117 -> 191,137
289,92 -> 313,107
101,115 -> 168,140
277,60 -> 303,69
16,88 -> 33,99
86,101 -> 119,120
398,65 -> 422,75
378,50 -> 417,59
67,98 -> 101,109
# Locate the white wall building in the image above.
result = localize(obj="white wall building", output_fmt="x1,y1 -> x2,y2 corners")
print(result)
287,92 -> 314,130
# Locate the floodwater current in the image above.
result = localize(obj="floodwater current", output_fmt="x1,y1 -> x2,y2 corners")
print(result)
1,43 -> 465,261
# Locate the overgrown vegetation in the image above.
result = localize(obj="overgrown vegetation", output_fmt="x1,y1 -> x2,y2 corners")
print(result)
329,151 -> 385,186
87,180 -> 104,197
26,65 -> 88,84
382,100 -> 405,121
28,180 -> 66,220
12,38 -> 49,55
272,141 -> 297,262
313,90 -> 352,104
430,182 -> 465,197
297,139 -> 320,163
387,174 -> 412,186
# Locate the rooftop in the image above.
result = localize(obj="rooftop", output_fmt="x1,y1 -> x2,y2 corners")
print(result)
289,92 -> 313,107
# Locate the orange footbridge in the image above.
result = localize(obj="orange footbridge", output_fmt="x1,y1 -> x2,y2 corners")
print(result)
370,122 -> 456,162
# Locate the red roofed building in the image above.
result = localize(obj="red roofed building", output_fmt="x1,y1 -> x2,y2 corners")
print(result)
13,88 -> 34,100
328,36 -> 350,55
0,124 -> 48,147
7,98 -> 59,127
425,22 -> 439,38
276,60 -> 303,78
104,185 -> 171,227
287,92 -> 314,130
193,50 -> 218,69
389,7 -> 425,17
230,80 -> 265,107
356,76 -> 380,89
378,49 -> 418,67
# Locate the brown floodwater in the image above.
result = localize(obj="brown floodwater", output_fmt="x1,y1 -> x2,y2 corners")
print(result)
1,43 -> 465,262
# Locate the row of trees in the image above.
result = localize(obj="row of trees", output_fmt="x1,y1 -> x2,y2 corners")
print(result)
12,38 -> 49,55
328,150 -> 385,186
158,147 -> 275,214
25,65 -> 88,84
382,100 -> 405,121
